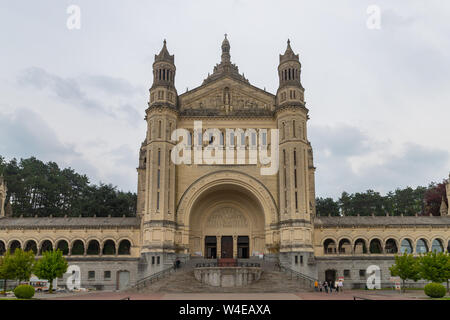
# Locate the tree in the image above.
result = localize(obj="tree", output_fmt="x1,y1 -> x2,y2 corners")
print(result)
389,253 -> 421,292
0,249 -> 35,282
0,155 -> 137,217
424,181 -> 447,216
315,197 -> 339,216
0,256 -> 6,293
419,251 -> 450,292
33,249 -> 68,293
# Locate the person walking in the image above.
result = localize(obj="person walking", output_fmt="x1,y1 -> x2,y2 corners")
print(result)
338,280 -> 344,293
335,280 -> 339,293
323,281 -> 328,293
314,280 -> 319,292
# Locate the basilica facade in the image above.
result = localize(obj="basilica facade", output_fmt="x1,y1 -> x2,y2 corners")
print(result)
0,37 -> 449,291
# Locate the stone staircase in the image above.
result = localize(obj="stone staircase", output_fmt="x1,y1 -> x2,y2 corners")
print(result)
128,258 -> 314,293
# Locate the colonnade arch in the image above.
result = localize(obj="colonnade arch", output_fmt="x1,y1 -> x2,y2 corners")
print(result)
322,236 -> 449,255
0,238 -> 133,256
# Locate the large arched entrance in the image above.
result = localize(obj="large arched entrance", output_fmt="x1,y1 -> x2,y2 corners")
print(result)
177,171 -> 277,258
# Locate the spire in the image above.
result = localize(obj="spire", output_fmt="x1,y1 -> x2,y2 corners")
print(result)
154,39 -> 174,64
221,33 -> 231,64
280,38 -> 299,64
202,34 -> 248,85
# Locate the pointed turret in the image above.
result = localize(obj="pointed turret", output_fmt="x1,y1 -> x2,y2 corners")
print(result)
149,39 -> 177,109
276,39 -> 305,107
154,39 -> 174,64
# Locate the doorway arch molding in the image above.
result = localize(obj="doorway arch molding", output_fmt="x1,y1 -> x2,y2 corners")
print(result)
176,170 -> 278,227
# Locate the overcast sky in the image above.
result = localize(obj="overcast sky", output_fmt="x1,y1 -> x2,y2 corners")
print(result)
0,1 -> 449,199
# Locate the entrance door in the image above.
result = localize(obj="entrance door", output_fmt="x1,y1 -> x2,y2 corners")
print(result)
117,270 -> 130,290
221,236 -> 233,258
325,269 -> 336,283
204,236 -> 217,259
237,236 -> 249,258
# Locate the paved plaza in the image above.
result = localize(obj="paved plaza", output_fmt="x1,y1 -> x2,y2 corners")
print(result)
35,290 -> 435,300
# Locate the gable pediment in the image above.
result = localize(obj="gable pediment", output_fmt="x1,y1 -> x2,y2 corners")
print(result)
178,76 -> 276,117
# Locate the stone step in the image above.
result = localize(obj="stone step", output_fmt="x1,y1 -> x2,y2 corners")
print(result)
129,260 -> 313,293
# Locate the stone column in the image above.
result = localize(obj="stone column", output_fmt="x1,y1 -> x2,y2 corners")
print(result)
233,236 -> 238,258
217,236 -> 221,259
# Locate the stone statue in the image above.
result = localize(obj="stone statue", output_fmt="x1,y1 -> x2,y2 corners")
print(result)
0,176 -> 6,218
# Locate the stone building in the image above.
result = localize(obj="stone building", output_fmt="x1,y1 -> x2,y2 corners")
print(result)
0,37 -> 449,290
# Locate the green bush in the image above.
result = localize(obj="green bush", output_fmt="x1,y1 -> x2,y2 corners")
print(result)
424,283 -> 446,298
13,284 -> 35,299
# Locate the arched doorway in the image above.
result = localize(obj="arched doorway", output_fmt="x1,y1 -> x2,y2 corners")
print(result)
180,172 -> 274,259
325,269 -> 336,283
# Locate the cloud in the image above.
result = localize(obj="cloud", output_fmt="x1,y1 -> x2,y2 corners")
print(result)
17,67 -> 144,123
17,67 -> 106,113
311,124 -> 450,199
0,107 -> 100,180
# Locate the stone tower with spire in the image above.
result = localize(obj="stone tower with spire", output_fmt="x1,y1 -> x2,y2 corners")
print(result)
275,40 -> 316,271
137,40 -> 179,275
0,176 -> 6,218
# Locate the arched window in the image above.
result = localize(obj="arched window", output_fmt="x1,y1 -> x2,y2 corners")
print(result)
416,239 -> 428,254
118,240 -> 131,255
0,240 -> 5,255
223,87 -> 230,105
87,240 -> 100,255
323,239 -> 336,254
24,240 -> 38,254
40,240 -> 53,254
431,239 -> 444,253
400,239 -> 413,254
158,120 -> 162,138
102,240 -> 116,255
57,240 -> 69,255
282,122 -> 285,140
9,240 -> 21,253
338,239 -> 351,254
292,120 -> 296,137
369,239 -> 383,254
71,240 -> 85,255
385,239 -> 398,254
354,239 -> 367,254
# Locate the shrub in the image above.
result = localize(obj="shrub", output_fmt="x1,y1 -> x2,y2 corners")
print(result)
13,284 -> 35,299
424,283 -> 446,298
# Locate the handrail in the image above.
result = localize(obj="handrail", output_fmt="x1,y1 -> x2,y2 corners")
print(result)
278,265 -> 318,288
132,260 -> 185,290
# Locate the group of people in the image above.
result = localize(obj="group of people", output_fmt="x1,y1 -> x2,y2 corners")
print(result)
314,280 -> 344,293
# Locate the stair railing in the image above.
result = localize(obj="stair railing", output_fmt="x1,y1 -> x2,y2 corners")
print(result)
278,265 -> 318,289
132,260 -> 185,291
